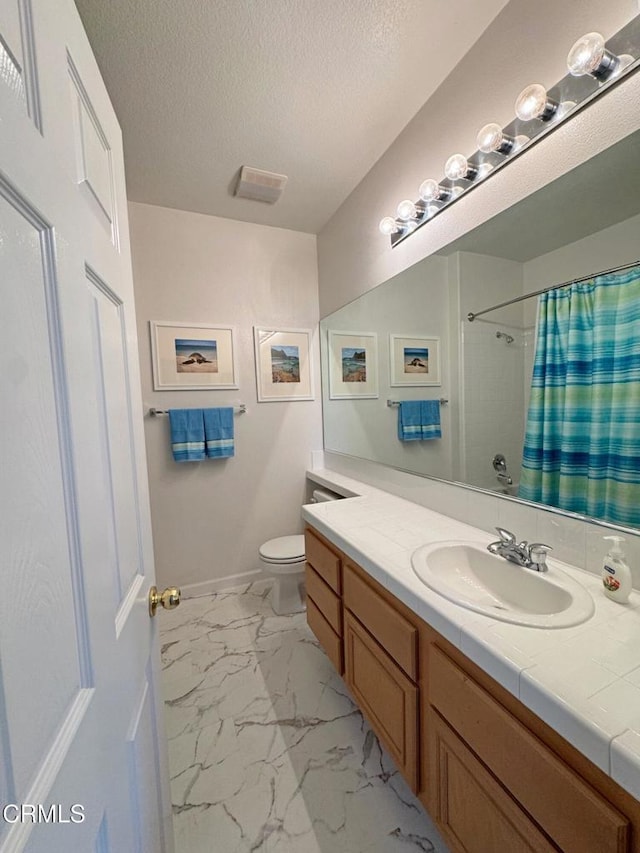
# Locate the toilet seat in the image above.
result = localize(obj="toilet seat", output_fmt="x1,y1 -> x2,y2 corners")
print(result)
259,535 -> 305,564
258,493 -> 340,616
258,535 -> 306,615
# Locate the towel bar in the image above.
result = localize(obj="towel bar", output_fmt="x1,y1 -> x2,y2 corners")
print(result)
149,404 -> 247,416
387,398 -> 448,407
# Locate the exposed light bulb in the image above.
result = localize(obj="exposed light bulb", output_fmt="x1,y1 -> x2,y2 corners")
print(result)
444,154 -> 478,182
396,199 -> 417,221
567,32 -> 622,80
476,123 -> 518,155
379,216 -> 399,236
419,179 -> 451,203
515,83 -> 559,122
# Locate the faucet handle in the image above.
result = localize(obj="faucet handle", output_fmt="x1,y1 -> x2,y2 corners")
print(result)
495,527 -> 516,543
529,542 -> 552,554
528,543 -> 552,571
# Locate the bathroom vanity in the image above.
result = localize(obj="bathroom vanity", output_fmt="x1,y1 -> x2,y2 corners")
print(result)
303,475 -> 640,853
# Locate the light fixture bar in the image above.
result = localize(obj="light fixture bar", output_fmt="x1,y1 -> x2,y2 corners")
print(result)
383,13 -> 640,248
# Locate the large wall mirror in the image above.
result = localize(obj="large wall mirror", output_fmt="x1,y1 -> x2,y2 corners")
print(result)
320,125 -> 640,531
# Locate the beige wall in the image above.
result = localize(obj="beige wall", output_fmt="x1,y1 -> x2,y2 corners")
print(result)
129,202 -> 322,592
317,0 -> 638,316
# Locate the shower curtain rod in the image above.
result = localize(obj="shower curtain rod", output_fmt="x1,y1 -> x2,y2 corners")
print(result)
466,259 -> 640,322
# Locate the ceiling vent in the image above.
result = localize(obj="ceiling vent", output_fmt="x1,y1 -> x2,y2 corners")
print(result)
234,166 -> 288,204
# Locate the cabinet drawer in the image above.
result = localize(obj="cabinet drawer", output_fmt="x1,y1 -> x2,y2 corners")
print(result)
343,562 -> 417,680
307,595 -> 343,674
306,564 -> 342,635
429,710 -> 558,853
305,528 -> 341,593
428,645 -> 629,853
344,611 -> 418,791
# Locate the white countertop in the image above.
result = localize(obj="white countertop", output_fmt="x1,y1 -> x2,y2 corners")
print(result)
303,468 -> 640,801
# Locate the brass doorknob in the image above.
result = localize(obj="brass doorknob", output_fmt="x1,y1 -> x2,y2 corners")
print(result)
149,585 -> 181,617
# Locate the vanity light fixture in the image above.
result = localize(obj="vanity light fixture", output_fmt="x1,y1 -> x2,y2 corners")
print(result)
567,31 -> 632,80
444,153 -> 479,182
396,199 -> 419,220
419,179 -> 451,203
379,13 -> 640,247
476,123 -> 521,155
379,216 -> 401,236
514,83 -> 559,122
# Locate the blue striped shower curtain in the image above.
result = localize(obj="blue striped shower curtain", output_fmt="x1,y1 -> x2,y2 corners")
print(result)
519,265 -> 640,526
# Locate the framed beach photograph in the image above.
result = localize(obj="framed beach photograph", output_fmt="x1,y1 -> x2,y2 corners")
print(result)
328,331 -> 378,399
253,327 -> 314,402
389,334 -> 441,386
150,321 -> 238,390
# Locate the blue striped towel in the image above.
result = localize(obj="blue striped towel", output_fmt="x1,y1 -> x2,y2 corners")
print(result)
203,407 -> 234,458
397,400 -> 441,441
169,409 -> 206,461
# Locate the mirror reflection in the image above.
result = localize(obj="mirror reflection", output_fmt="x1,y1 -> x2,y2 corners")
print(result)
320,129 -> 640,530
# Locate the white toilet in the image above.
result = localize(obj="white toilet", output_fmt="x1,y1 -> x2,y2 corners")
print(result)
259,489 -> 340,615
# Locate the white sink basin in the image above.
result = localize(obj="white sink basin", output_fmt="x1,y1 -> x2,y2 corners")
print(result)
411,540 -> 595,628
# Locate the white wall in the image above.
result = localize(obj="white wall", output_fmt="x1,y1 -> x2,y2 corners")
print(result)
523,211 -> 640,293
317,0 -> 638,317
129,202 -> 322,592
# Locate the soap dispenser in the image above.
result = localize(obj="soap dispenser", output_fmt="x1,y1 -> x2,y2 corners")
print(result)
602,536 -> 632,603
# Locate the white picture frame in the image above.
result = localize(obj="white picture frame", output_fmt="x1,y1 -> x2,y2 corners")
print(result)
150,321 -> 238,390
328,330 -> 378,399
253,327 -> 314,402
389,334 -> 441,386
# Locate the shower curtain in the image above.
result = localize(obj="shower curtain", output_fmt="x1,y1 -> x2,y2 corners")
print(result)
519,265 -> 640,526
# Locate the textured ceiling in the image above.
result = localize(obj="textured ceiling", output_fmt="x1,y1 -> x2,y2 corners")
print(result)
74,0 -> 510,233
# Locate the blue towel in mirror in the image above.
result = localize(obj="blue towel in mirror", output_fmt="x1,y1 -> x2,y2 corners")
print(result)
397,400 -> 441,441
169,409 -> 206,461
204,407 -> 235,458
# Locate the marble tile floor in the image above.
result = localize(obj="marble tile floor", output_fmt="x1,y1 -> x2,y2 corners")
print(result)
160,581 -> 450,853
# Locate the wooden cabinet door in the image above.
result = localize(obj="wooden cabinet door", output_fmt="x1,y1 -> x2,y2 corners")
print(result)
307,596 -> 343,674
344,611 -> 418,791
429,711 -> 559,853
428,644 -> 629,853
306,564 -> 342,635
343,562 -> 418,679
305,527 -> 342,592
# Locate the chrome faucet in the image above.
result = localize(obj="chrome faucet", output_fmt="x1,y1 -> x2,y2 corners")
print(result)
492,454 -> 513,486
487,528 -> 552,572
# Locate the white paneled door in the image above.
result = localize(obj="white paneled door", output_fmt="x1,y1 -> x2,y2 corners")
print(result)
0,1 -> 173,851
